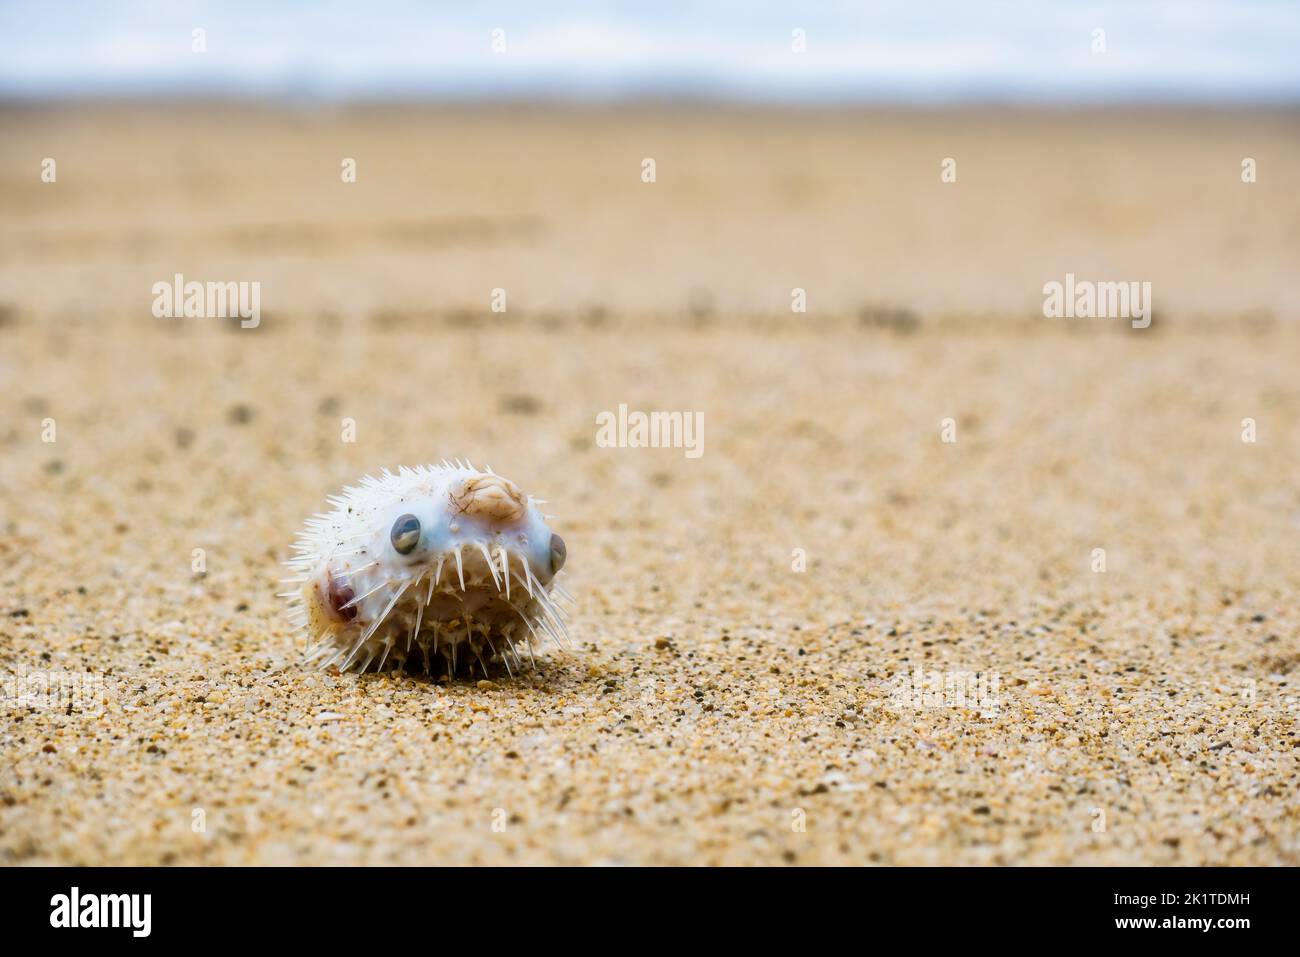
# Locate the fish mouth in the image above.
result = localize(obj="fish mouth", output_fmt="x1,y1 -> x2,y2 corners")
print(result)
393,585 -> 544,678
307,544 -> 570,678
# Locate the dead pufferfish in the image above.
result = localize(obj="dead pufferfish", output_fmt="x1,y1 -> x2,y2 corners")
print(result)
281,461 -> 570,677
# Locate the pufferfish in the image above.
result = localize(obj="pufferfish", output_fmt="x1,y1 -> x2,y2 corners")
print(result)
281,462 -> 570,678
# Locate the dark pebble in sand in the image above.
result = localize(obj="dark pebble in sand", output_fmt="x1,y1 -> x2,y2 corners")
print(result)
499,394 -> 542,415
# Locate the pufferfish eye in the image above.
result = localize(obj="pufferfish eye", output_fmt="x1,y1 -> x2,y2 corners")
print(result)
390,514 -> 421,555
549,533 -> 566,574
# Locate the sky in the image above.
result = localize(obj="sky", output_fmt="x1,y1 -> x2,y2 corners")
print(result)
1,0 -> 1297,103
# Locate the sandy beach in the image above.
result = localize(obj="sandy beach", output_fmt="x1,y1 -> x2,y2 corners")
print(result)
1,104 -> 1297,865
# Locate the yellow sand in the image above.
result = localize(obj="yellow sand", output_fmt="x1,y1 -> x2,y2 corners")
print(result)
0,105 -> 1297,864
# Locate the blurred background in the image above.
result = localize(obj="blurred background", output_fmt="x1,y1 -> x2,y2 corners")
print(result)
1,1 -> 1298,321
